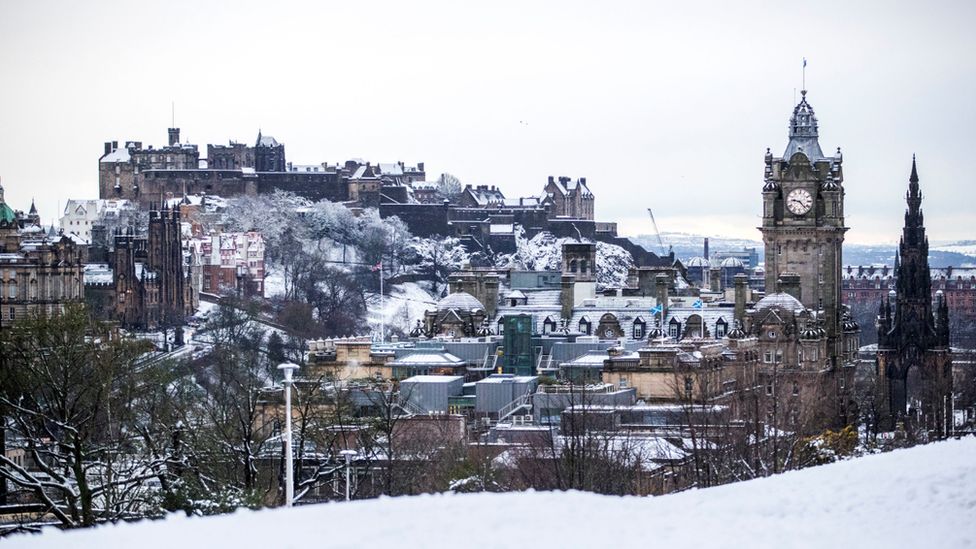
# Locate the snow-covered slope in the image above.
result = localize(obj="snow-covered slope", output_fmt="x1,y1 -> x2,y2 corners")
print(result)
11,438 -> 975,549
496,228 -> 635,288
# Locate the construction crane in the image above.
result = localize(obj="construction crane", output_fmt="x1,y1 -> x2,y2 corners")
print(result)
646,208 -> 668,256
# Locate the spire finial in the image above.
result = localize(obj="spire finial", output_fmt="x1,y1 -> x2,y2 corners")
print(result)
910,155 -> 919,184
802,57 -> 807,91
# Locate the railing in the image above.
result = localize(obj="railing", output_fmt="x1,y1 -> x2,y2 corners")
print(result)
496,392 -> 532,423
395,398 -> 428,416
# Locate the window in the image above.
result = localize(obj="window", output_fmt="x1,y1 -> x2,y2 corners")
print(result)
580,259 -> 588,274
569,259 -> 577,273
792,382 -> 799,396
633,321 -> 645,339
765,382 -> 773,396
715,320 -> 727,338
764,351 -> 773,363
768,331 -> 776,339
579,318 -> 591,335
684,376 -> 693,398
839,377 -> 846,390
8,282 -> 16,299
669,322 -> 679,339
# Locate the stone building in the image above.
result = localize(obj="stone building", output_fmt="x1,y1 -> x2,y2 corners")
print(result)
188,230 -> 266,297
85,203 -> 196,335
542,176 -> 594,220
876,159 -> 952,433
760,89 -> 847,368
207,141 -> 253,169
0,181 -> 85,326
255,132 -> 286,172
843,264 -> 976,347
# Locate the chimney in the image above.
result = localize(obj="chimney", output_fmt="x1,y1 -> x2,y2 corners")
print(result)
734,273 -> 748,325
418,162 -> 425,172
104,142 -> 113,155
548,176 -> 555,184
655,273 -> 669,321
703,237 -> 709,260
168,128 -> 180,146
709,267 -> 722,292
484,274 -> 499,318
560,274 -> 576,320
777,272 -> 802,301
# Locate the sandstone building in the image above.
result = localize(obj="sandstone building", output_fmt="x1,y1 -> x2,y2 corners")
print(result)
0,181 -> 85,327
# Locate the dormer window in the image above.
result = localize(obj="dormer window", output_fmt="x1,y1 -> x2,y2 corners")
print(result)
715,318 -> 728,338
578,316 -> 591,335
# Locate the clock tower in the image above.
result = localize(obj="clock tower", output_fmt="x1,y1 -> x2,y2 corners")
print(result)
760,89 -> 847,365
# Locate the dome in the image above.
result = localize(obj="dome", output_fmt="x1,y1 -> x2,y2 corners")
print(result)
436,291 -> 485,313
754,292 -> 804,312
720,257 -> 744,269
686,257 -> 710,268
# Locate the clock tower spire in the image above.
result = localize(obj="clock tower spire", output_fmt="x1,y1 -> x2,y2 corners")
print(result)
760,88 -> 848,366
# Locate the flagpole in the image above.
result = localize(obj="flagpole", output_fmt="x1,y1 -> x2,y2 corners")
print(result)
380,260 -> 384,344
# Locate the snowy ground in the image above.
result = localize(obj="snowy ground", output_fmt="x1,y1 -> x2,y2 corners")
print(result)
9,437 -> 975,548
367,281 -> 438,338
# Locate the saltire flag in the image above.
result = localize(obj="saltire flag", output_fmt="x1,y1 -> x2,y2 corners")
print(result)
650,305 -> 663,315
371,261 -> 382,272
692,299 -> 703,309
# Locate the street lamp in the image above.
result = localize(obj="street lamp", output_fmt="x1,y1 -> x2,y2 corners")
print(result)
277,362 -> 300,507
339,449 -> 357,501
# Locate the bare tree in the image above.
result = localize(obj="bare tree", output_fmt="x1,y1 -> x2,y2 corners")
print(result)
436,173 -> 463,202
0,305 -> 158,528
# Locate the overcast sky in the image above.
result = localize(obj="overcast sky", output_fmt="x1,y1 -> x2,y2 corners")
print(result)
1,0 -> 973,245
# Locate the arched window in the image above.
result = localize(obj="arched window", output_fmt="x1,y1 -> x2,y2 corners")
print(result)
569,259 -> 578,273
580,259 -> 588,274
8,281 -> 17,299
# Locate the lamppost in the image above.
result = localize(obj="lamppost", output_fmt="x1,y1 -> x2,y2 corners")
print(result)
277,362 -> 300,507
339,449 -> 357,501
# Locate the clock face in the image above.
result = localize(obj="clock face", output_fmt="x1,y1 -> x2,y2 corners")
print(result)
786,188 -> 813,215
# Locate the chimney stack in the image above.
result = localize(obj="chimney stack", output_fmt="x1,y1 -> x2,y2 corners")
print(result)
734,273 -> 748,325
777,272 -> 802,301
703,237 -> 709,260
168,128 -> 180,147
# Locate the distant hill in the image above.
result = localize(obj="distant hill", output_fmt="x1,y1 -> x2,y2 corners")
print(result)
630,233 -> 976,268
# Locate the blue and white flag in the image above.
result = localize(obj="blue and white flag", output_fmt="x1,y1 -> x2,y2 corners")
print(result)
650,304 -> 663,315
692,299 -> 703,309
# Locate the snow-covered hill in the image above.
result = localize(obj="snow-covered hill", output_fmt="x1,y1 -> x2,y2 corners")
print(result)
11,437 -> 975,548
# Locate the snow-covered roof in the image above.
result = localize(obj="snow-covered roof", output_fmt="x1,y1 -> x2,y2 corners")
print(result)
389,352 -> 465,366
84,263 -> 113,284
401,375 -> 464,383
100,148 -> 130,163
754,292 -> 804,312
436,291 -> 485,312
257,135 -> 280,147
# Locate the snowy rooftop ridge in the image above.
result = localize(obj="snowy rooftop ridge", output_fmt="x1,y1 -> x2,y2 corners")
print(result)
9,437 -> 975,549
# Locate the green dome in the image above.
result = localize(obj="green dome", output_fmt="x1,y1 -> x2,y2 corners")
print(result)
0,202 -> 16,224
